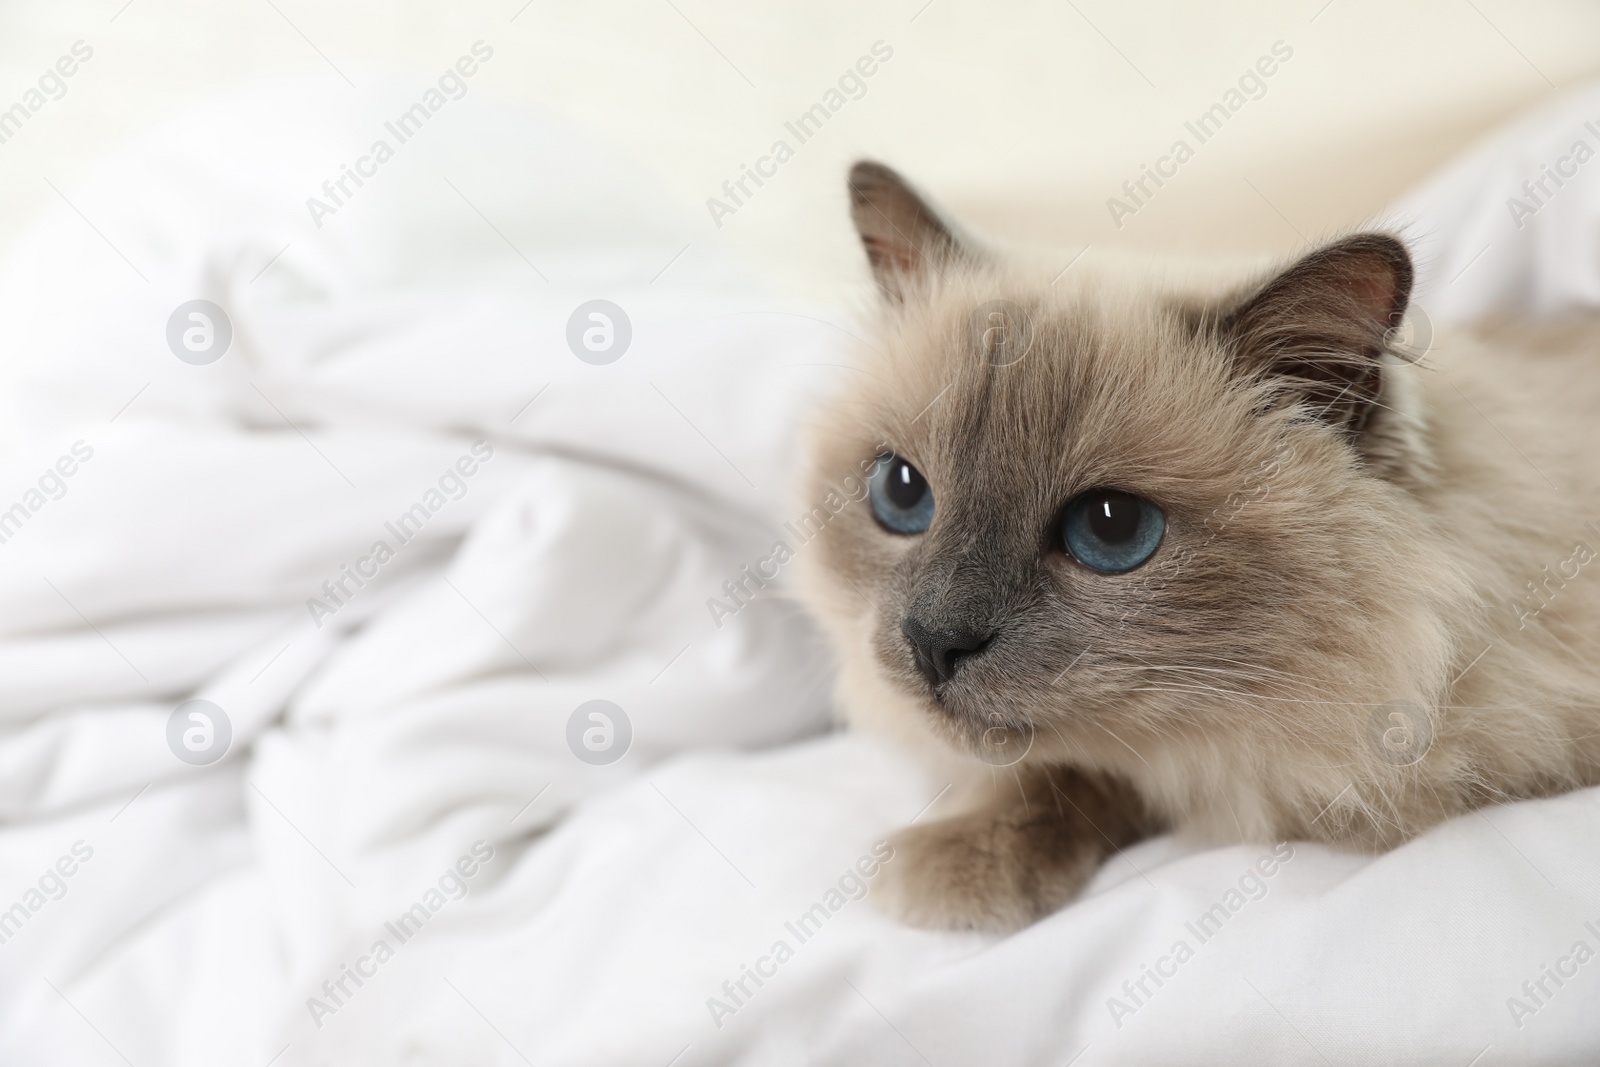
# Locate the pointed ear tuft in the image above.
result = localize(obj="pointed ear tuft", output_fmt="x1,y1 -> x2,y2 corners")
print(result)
847,161 -> 969,301
1217,233 -> 1413,434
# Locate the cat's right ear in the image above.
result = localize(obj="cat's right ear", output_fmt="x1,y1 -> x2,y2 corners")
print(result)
848,161 -> 969,301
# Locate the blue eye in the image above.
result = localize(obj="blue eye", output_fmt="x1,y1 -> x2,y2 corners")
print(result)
1061,489 -> 1164,573
870,453 -> 935,534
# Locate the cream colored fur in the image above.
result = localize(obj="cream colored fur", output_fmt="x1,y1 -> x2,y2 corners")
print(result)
794,162 -> 1600,928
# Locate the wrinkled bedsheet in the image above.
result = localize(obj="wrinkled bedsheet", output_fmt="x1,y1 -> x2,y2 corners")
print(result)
0,77 -> 1597,1067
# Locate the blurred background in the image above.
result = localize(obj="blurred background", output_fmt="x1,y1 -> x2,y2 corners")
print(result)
1,0 -> 1597,304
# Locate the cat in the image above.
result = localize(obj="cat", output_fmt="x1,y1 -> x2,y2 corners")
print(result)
794,160 -> 1600,932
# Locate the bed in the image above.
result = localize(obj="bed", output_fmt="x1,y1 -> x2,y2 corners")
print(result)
1,76 -> 1597,1066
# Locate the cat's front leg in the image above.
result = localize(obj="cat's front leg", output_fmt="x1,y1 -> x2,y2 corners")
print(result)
876,765 -> 1154,932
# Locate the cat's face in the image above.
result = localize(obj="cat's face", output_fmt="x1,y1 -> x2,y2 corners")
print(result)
799,163 -> 1466,815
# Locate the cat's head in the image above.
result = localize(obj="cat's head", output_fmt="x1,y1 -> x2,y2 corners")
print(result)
797,162 -> 1472,837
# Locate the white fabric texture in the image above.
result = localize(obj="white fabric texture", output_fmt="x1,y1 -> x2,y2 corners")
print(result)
0,78 -> 1597,1067
1386,81 -> 1600,323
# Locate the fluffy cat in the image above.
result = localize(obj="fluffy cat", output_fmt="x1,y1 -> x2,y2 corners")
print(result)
795,160 -> 1600,931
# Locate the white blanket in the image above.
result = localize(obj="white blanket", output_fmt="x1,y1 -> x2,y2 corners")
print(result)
1,78 -> 1597,1067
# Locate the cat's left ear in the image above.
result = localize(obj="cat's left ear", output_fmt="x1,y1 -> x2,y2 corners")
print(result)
1213,233 -> 1413,434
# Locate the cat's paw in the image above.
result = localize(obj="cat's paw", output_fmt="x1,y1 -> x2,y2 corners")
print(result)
873,811 -> 1102,933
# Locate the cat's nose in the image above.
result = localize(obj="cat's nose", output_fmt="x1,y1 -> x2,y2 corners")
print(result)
902,616 -> 994,689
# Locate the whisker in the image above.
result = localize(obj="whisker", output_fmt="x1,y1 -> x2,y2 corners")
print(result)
1095,722 -> 1154,770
